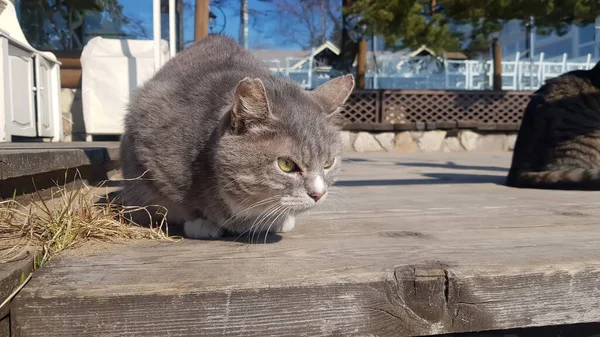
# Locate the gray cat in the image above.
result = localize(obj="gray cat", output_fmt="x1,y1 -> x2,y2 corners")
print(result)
120,35 -> 354,239
506,61 -> 600,190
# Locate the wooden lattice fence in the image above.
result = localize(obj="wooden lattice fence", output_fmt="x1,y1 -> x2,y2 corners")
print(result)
341,90 -> 533,131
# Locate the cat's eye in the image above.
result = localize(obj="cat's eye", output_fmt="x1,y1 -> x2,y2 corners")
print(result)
324,160 -> 334,169
278,157 -> 299,173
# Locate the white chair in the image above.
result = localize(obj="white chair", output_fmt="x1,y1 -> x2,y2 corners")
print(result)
80,37 -> 170,140
0,0 -> 62,142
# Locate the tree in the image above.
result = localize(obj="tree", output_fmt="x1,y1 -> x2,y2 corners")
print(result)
346,0 -> 463,54
18,0 -> 139,50
258,0 -> 343,49
347,0 -> 600,55
444,0 -> 600,54
239,0 -> 249,49
350,0 -> 600,90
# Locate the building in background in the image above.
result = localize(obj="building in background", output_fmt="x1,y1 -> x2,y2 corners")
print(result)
498,18 -> 600,59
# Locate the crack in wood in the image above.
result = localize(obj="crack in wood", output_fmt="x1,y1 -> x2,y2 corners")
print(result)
390,263 -> 497,335
444,269 -> 450,304
366,306 -> 405,322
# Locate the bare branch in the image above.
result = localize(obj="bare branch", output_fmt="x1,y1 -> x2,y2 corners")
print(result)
258,0 -> 342,49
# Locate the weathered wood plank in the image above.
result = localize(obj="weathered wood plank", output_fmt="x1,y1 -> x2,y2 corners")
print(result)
0,316 -> 9,337
0,253 -> 33,319
11,263 -> 600,336
10,153 -> 600,336
0,251 -> 33,337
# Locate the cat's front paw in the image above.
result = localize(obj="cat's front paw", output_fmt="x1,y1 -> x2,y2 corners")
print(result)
184,218 -> 224,239
277,215 -> 296,233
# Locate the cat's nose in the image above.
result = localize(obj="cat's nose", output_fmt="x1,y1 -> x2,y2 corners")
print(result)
308,192 -> 324,202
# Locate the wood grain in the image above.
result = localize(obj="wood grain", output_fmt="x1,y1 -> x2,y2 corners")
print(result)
0,252 -> 33,318
0,316 -> 8,337
11,153 -> 600,336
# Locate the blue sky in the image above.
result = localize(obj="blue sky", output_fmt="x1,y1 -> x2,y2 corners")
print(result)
119,0 -> 297,50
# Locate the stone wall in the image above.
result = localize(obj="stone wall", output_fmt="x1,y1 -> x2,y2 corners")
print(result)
342,130 -> 518,153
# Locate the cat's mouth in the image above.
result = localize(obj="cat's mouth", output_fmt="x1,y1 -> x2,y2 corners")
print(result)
222,190 -> 325,219
279,193 -> 326,212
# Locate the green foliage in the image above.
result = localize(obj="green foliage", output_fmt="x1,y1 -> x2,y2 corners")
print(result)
347,0 -> 462,53
347,0 -> 600,53
18,0 -> 130,50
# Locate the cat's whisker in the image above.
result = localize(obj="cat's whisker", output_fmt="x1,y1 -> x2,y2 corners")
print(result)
233,203 -> 281,244
321,198 -> 342,217
328,186 -> 353,201
319,195 -> 349,225
326,194 -> 351,211
250,203 -> 281,229
322,198 -> 345,217
314,204 -> 338,230
323,191 -> 347,205
219,196 -> 279,231
217,179 -> 238,195
250,204 -> 284,245
327,189 -> 355,210
115,170 -> 154,182
263,207 -> 289,247
329,185 -> 351,195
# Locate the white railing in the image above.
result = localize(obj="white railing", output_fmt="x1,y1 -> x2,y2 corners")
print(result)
444,52 -> 597,91
262,51 -> 598,91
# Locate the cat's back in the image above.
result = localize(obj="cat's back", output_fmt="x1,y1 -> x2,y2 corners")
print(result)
125,35 -> 272,137
153,35 -> 271,91
122,35 -> 275,184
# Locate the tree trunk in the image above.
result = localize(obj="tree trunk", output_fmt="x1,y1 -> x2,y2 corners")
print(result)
194,0 -> 209,41
492,39 -> 502,91
239,0 -> 248,49
430,0 -> 436,14
357,39 -> 367,89
320,0 -> 326,44
332,0 -> 358,74
178,0 -> 184,50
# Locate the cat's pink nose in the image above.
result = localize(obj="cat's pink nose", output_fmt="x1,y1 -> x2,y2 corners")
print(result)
308,192 -> 324,202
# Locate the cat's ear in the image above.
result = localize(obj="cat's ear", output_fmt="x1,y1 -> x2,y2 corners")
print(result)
310,74 -> 355,116
231,77 -> 274,134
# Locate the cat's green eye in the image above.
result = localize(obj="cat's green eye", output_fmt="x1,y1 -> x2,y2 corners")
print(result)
324,160 -> 334,169
278,157 -> 298,173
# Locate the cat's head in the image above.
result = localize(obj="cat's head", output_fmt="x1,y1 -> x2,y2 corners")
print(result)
216,75 -> 354,221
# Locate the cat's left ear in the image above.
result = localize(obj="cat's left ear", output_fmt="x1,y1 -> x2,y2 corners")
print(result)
231,77 -> 275,134
309,74 -> 355,116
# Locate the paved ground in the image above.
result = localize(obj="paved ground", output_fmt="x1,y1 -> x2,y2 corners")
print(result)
10,152 -> 600,336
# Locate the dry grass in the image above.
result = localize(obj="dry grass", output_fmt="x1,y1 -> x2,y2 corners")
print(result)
0,174 -> 178,268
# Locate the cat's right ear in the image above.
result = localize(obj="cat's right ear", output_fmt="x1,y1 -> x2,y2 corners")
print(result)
310,74 -> 355,117
231,77 -> 275,134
